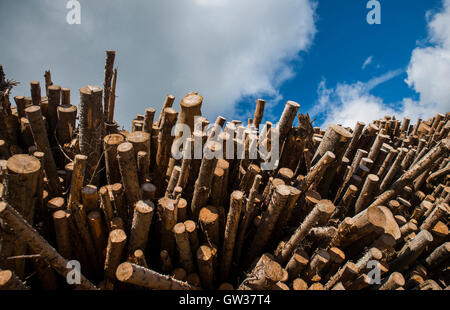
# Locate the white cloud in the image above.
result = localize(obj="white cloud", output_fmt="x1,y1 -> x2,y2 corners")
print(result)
0,0 -> 316,127
312,71 -> 401,128
405,0 -> 450,118
362,56 -> 373,70
313,0 -> 450,129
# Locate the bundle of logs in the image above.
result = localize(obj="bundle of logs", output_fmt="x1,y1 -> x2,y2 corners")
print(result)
0,51 -> 449,291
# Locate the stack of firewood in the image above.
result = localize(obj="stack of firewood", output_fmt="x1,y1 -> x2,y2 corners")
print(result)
0,51 -> 449,290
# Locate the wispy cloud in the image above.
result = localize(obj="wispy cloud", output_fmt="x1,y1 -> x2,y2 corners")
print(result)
361,56 -> 373,69
365,69 -> 403,91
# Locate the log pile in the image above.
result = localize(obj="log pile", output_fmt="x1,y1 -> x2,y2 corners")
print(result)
0,52 -> 449,291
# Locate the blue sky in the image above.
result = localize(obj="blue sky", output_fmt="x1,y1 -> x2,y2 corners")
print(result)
237,0 -> 448,127
280,0 -> 437,124
1,0 -> 449,129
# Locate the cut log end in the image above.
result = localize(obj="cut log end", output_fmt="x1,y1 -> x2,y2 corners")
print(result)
7,154 -> 40,175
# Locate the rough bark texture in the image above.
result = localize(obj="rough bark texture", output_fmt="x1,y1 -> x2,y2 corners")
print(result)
128,200 -> 154,255
25,105 -> 60,195
220,191 -> 244,281
0,202 -> 97,289
78,86 -> 103,185
116,262 -> 197,290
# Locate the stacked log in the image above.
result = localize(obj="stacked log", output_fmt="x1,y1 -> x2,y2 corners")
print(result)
0,52 -> 449,291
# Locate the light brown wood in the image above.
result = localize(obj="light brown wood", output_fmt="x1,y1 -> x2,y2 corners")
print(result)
128,200 -> 155,255
220,191 -> 244,281
116,262 -> 198,290
173,222 -> 195,273
25,105 -> 60,195
104,228 -> 127,281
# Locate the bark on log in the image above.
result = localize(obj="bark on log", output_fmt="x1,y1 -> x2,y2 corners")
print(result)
196,245 -> 215,289
160,250 -> 173,274
277,101 -> 300,145
156,95 -> 176,128
56,104 -> 77,145
354,174 -> 380,214
47,85 -> 60,145
343,121 -> 365,160
0,270 -> 29,290
143,108 -> 155,134
246,184 -> 291,265
104,228 -> 127,281
52,210 -> 73,259
30,81 -> 41,107
99,186 -> 114,230
81,184 -> 99,214
173,222 -> 195,273
425,242 -> 450,269
184,220 -> 200,255
390,230 -> 433,272
25,105 -> 60,195
285,249 -> 309,281
0,201 -> 97,289
253,99 -> 265,130
116,262 -> 198,290
234,174 -> 262,264
420,203 -> 449,231
154,108 -> 178,195
103,50 -> 116,121
199,205 -> 220,246
128,200 -> 154,255
378,272 -> 405,290
117,142 -> 141,220
78,85 -> 103,185
371,138 -> 450,207
190,142 -> 221,218
279,199 -> 335,264
220,191 -> 244,281
103,134 -> 124,184
312,124 -> 352,166
87,210 -> 107,264
238,254 -> 284,290
129,249 -> 148,268
157,197 -> 177,256
302,249 -> 330,282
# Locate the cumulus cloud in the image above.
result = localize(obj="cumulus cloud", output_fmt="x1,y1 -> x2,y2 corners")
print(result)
0,0 -> 316,127
312,71 -> 401,128
405,0 -> 450,118
313,0 -> 450,128
361,56 -> 373,70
